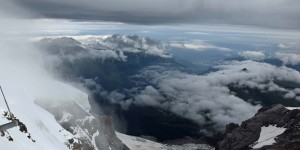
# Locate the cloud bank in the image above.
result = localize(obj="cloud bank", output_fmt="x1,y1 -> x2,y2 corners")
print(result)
169,40 -> 231,52
239,51 -> 265,61
12,0 -> 300,29
276,52 -> 300,65
109,60 -> 300,132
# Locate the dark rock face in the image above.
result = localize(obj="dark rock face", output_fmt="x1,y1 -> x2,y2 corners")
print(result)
217,104 -> 300,150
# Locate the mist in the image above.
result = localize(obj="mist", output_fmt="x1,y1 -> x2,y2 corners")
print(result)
0,0 -> 92,114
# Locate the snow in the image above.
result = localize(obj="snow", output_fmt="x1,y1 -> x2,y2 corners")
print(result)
91,131 -> 99,150
117,132 -> 214,150
0,47 -> 92,149
286,107 -> 300,110
59,111 -> 73,123
0,81 -> 92,150
116,132 -> 169,150
252,125 -> 286,149
77,116 -> 94,125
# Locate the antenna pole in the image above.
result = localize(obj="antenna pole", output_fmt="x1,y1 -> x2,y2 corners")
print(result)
0,86 -> 11,114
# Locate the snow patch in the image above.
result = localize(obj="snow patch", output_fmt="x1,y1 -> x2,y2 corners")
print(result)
91,130 -> 99,150
116,132 -> 168,150
59,111 -> 72,123
286,107 -> 300,110
252,125 -> 286,149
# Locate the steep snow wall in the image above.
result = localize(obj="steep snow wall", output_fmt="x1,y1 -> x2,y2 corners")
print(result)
0,82 -> 89,150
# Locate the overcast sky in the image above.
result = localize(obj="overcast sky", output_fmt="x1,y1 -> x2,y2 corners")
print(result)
7,0 -> 300,30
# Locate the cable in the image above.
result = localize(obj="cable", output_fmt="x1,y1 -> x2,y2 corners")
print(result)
0,86 -> 11,114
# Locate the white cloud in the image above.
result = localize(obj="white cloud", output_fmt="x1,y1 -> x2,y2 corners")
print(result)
169,40 -> 231,52
238,51 -> 265,61
117,60 -> 300,132
275,52 -> 300,65
277,43 -> 298,49
185,32 -> 211,35
134,86 -> 165,106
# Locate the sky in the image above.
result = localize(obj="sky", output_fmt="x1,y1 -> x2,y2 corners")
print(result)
1,0 -> 299,42
10,0 -> 300,30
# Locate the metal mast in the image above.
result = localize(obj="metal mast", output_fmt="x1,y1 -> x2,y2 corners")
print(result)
0,86 -> 11,114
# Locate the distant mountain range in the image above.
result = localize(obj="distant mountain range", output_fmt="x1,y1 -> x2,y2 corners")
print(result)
36,35 -> 300,147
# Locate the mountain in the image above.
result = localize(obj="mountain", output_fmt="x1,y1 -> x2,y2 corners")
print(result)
36,35 -> 209,142
0,80 -> 213,150
0,81 -> 122,150
35,35 -> 300,146
3,34 -> 300,149
217,104 -> 300,150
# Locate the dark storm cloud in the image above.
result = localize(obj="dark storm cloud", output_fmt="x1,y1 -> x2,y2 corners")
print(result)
11,0 -> 300,29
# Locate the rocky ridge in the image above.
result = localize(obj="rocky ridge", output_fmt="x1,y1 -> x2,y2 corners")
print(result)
217,104 -> 300,150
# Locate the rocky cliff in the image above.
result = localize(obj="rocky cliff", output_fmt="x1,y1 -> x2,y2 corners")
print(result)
36,100 -> 128,150
217,104 -> 300,150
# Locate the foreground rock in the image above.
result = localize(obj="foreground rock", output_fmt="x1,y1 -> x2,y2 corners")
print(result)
36,100 -> 128,150
217,104 -> 300,150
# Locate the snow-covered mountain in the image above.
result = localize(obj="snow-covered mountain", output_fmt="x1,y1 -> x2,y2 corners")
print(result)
0,35 -> 214,150
35,35 -> 300,147
0,38 -> 125,149
0,79 -> 214,150
0,81 -> 93,150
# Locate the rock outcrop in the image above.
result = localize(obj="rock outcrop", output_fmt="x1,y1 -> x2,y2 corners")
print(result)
36,100 -> 128,150
217,104 -> 300,150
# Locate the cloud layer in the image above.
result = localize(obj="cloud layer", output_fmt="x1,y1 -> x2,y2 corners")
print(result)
276,52 -> 300,65
239,51 -> 265,61
12,0 -> 300,29
109,60 -> 300,132
169,40 -> 231,52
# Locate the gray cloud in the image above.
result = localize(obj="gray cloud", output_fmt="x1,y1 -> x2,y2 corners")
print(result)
10,0 -> 300,29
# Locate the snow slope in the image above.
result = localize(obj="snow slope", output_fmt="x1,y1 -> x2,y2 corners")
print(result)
252,125 -> 286,149
0,81 -> 90,150
117,132 -> 169,150
117,132 -> 214,150
0,34 -> 95,149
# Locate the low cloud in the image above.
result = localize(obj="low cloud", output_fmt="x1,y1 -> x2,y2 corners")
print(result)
169,40 -> 231,52
238,51 -> 265,61
275,52 -> 300,65
278,43 -> 294,49
112,60 -> 300,132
